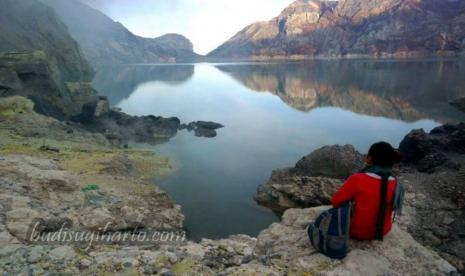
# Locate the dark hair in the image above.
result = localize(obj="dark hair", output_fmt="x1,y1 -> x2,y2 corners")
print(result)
368,142 -> 401,167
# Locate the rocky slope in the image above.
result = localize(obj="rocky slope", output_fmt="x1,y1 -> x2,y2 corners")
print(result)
0,97 -> 184,231
41,0 -> 201,66
256,123 -> 465,273
209,0 -> 465,59
0,0 -> 98,120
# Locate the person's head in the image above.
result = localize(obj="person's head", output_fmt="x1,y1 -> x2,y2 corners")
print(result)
366,142 -> 401,168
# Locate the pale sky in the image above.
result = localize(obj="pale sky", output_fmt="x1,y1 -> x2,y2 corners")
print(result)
82,0 -> 293,55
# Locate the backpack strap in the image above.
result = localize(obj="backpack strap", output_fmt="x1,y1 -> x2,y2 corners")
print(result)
375,174 -> 390,241
392,181 -> 405,222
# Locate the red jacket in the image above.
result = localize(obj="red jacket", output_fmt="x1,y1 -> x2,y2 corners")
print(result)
331,173 -> 397,240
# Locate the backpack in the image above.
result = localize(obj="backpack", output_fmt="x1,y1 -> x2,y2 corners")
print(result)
307,202 -> 352,259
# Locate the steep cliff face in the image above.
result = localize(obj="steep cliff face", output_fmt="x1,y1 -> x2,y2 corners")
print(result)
209,0 -> 465,59
0,0 -> 99,120
41,0 -> 200,66
0,0 -> 94,82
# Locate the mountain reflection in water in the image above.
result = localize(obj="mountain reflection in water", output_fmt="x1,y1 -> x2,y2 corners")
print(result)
92,60 -> 465,240
92,64 -> 194,105
216,60 -> 465,123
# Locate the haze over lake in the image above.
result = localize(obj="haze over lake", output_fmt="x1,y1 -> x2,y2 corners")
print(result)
93,59 -> 465,240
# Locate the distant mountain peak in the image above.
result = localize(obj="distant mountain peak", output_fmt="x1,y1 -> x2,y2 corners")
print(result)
154,33 -> 195,53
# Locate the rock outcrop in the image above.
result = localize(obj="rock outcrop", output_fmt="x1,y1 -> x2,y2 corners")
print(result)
399,123 -> 465,173
181,121 -> 225,138
256,145 -> 364,212
41,0 -> 201,66
0,204 -> 457,275
397,123 -> 465,272
256,123 -> 465,273
88,110 -> 183,145
209,0 -> 465,59
451,97 -> 465,113
0,113 -> 185,238
294,145 -> 364,178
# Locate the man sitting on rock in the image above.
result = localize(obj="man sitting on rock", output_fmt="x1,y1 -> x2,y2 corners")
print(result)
331,142 -> 403,241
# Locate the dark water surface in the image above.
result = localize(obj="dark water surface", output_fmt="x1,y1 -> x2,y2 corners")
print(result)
94,60 -> 465,240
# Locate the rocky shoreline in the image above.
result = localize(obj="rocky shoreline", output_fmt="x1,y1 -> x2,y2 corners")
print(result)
256,123 -> 465,274
0,96 -> 461,275
0,49 -> 222,147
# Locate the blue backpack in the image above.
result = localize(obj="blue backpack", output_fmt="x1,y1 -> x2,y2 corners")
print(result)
307,203 -> 353,259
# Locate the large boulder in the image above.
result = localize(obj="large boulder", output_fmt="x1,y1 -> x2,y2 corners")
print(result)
256,169 -> 342,212
5,208 -> 40,241
295,145 -> 364,178
399,123 -> 465,172
250,207 -> 457,275
256,145 -> 363,212
398,129 -> 433,164
78,207 -> 123,232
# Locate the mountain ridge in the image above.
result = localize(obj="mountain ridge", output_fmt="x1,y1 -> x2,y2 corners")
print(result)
209,0 -> 465,59
40,0 -> 201,66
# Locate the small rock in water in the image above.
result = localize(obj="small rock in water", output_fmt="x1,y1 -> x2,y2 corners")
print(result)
194,127 -> 217,138
194,121 -> 224,130
184,121 -> 224,138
